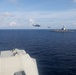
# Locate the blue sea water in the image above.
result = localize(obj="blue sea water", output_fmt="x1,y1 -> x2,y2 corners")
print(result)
0,29 -> 76,75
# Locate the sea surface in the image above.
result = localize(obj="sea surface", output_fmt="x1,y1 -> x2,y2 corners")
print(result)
0,29 -> 76,75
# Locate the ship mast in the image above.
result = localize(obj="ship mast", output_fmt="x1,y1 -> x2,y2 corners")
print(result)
62,25 -> 66,30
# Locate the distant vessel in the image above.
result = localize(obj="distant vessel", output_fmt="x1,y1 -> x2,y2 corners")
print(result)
54,25 -> 67,32
0,48 -> 39,75
51,26 -> 74,32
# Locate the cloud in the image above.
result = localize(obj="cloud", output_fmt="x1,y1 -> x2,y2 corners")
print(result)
28,19 -> 35,25
0,12 -> 14,17
73,22 -> 76,25
4,12 -> 10,16
9,21 -> 17,27
73,0 -> 76,2
1,9 -> 75,21
12,9 -> 76,20
3,12 -> 11,17
9,0 -> 17,3
0,9 -> 76,29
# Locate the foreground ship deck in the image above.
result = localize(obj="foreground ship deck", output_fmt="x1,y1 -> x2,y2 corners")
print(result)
0,49 -> 39,75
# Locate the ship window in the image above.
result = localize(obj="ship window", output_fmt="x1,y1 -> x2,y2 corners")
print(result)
14,70 -> 26,75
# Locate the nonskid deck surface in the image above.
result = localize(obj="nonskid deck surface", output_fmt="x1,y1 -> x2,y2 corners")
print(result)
0,49 -> 26,57
0,49 -> 39,75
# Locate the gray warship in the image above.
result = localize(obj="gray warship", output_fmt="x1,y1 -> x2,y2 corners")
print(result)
51,26 -> 74,32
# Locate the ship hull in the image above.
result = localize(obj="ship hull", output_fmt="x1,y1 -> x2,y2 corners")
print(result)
50,29 -> 74,32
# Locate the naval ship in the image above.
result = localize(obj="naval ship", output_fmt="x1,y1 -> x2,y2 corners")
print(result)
0,48 -> 39,75
54,26 -> 67,32
51,26 -> 74,32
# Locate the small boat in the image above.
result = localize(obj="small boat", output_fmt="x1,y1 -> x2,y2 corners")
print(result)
0,48 -> 39,75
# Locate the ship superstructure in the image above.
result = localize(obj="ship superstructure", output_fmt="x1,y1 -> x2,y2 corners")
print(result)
61,25 -> 66,31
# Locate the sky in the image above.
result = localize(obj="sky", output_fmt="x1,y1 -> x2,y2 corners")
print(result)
0,0 -> 76,29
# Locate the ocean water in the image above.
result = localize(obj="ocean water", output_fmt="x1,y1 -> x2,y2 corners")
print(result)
0,29 -> 76,75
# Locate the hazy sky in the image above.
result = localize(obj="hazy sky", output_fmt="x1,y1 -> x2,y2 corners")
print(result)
0,0 -> 76,29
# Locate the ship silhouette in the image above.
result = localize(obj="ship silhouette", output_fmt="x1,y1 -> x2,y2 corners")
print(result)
51,25 -> 74,32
